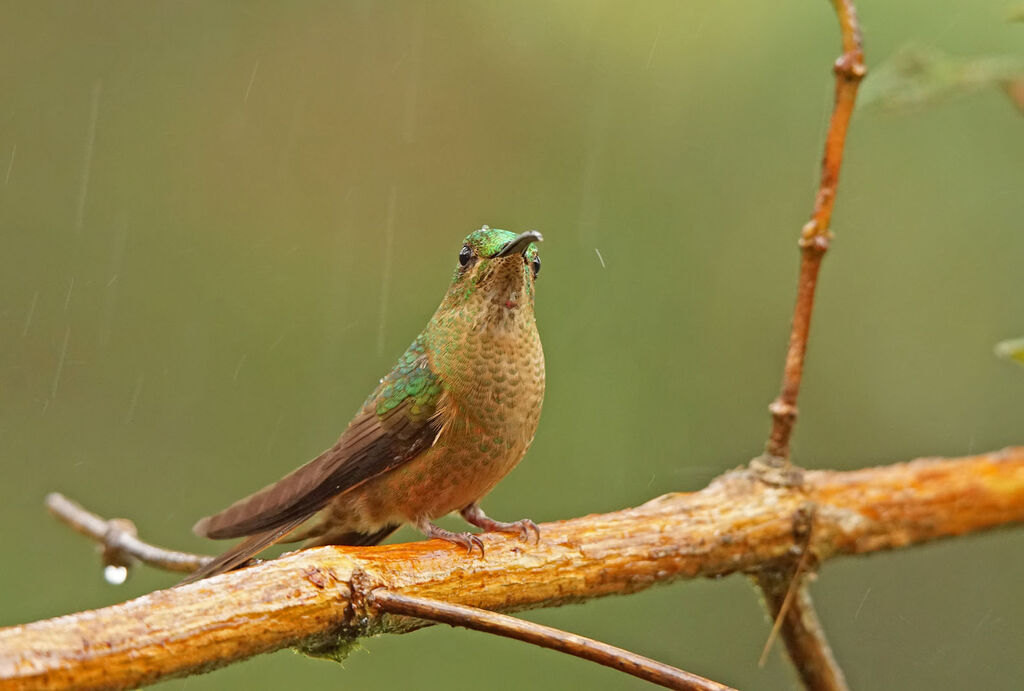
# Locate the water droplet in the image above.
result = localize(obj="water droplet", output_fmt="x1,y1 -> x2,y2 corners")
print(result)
104,565 -> 128,585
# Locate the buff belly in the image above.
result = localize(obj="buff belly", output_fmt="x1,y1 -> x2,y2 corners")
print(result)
348,428 -> 529,531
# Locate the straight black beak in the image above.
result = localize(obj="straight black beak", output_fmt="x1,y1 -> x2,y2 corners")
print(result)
494,230 -> 543,257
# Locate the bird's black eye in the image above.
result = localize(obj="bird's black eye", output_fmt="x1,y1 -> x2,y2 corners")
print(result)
458,245 -> 474,267
531,256 -> 541,278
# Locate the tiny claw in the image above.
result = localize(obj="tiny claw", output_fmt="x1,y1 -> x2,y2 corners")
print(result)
514,519 -> 541,544
421,520 -> 487,557
451,531 -> 485,557
468,533 -> 485,557
457,505 -> 540,547
527,520 -> 541,544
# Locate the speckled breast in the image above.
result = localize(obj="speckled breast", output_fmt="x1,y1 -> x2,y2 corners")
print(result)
355,311 -> 544,527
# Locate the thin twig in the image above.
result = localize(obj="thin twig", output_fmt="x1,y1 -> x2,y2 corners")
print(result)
15,449 -> 1022,690
757,518 -> 814,667
755,573 -> 847,691
763,0 -> 866,463
754,509 -> 846,688
370,590 -> 735,691
754,1 -> 866,689
45,493 -> 210,574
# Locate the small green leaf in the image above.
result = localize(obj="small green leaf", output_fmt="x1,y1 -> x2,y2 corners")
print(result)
995,337 -> 1024,366
860,45 -> 1024,112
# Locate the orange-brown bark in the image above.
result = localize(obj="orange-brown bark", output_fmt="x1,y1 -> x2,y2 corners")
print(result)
765,0 -> 866,463
759,3 -> 867,686
2,447 -> 1023,691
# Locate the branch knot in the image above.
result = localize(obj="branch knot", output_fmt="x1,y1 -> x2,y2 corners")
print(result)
833,51 -> 866,82
101,518 -> 139,569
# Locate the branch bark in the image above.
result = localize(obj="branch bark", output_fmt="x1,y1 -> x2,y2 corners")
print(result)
42,495 -> 734,691
3,447 -> 1022,691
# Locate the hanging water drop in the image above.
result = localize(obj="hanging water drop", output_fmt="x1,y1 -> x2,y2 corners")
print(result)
103,565 -> 128,585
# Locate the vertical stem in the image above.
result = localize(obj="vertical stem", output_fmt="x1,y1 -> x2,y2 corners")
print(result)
755,2 -> 865,690
764,0 -> 866,462
755,572 -> 850,691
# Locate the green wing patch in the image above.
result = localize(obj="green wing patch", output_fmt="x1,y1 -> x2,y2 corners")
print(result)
372,336 -> 443,422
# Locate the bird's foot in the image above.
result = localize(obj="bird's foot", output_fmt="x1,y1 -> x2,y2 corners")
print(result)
417,520 -> 485,557
460,503 -> 541,544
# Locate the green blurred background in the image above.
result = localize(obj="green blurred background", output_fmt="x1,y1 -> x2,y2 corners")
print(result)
2,1 -> 1022,689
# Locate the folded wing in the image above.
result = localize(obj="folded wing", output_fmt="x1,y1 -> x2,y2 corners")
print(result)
184,340 -> 443,582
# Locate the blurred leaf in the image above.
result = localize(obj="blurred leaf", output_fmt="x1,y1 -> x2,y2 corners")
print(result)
995,337 -> 1024,366
1005,78 -> 1024,113
1008,4 -> 1024,21
860,45 -> 1024,112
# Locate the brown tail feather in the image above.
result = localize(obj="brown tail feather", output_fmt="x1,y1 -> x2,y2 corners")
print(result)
181,522 -> 400,585
304,524 -> 400,548
179,516 -> 307,585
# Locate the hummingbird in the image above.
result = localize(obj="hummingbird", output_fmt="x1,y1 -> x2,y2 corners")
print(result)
183,227 -> 545,583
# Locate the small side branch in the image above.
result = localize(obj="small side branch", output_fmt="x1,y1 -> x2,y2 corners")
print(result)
755,574 -> 848,691
45,493 -> 210,574
764,0 -> 866,463
370,590 -> 736,691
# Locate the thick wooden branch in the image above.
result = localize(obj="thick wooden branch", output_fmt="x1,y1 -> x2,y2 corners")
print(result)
2,447 -> 1022,691
40,495 -> 733,690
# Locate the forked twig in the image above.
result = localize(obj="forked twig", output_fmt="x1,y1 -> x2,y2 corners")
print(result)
370,590 -> 736,691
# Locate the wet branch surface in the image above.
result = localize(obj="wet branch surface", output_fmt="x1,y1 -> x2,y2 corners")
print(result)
40,497 -> 734,691
3,447 -> 1023,691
